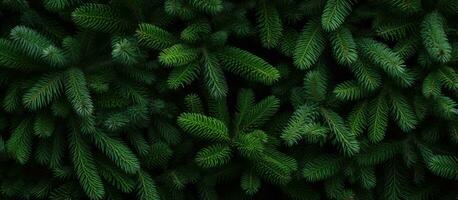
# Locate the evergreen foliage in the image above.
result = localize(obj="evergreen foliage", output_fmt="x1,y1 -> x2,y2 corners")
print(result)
0,0 -> 457,199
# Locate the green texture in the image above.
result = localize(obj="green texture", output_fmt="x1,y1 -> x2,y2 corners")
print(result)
0,0 -> 457,199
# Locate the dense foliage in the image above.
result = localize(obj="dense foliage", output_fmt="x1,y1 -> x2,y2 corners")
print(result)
0,0 -> 457,199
